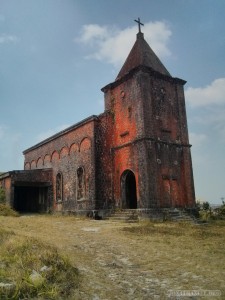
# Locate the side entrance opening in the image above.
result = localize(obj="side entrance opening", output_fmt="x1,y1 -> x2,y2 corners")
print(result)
14,184 -> 50,213
121,170 -> 137,209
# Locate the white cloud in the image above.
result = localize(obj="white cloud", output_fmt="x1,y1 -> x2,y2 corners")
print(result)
204,109 -> 225,139
0,34 -> 19,44
186,78 -> 225,107
76,21 -> 172,66
188,97 -> 225,139
144,22 -> 172,57
78,24 -> 108,44
36,124 -> 71,143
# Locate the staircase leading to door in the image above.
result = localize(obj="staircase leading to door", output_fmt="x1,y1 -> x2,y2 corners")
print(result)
108,208 -> 200,224
109,209 -> 139,223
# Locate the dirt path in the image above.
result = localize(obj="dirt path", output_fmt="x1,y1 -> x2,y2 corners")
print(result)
1,215 -> 224,299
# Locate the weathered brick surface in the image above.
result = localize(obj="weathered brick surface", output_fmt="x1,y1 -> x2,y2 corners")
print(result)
95,112 -> 114,208
0,176 -> 11,204
23,117 -> 96,211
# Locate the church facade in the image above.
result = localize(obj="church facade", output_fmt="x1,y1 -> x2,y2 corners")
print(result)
0,28 -> 195,214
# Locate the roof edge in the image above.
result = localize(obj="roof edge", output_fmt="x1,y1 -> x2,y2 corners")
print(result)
101,65 -> 186,92
0,172 -> 11,179
23,115 -> 99,154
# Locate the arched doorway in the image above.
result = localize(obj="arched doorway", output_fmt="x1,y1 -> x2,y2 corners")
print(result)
121,170 -> 137,209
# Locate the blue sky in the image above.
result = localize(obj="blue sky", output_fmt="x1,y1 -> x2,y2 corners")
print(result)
0,0 -> 224,204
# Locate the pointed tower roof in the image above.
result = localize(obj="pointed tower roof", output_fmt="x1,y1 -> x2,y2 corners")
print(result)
116,31 -> 171,80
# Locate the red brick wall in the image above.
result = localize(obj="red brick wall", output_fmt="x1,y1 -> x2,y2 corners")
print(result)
24,119 -> 96,211
95,112 -> 114,208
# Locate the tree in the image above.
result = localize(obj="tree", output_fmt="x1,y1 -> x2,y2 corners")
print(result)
202,201 -> 210,211
0,186 -> 6,204
219,199 -> 225,217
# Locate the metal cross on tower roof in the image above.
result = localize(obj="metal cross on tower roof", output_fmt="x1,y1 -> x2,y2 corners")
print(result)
134,17 -> 144,33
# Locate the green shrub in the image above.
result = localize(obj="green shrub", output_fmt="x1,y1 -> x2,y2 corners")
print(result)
216,202 -> 225,219
0,204 -> 19,217
0,187 -> 6,204
220,206 -> 225,216
202,201 -> 210,211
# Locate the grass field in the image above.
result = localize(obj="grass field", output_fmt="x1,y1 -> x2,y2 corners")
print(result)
0,214 -> 224,299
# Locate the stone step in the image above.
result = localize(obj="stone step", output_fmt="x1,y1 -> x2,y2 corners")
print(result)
170,215 -> 193,219
113,210 -> 138,214
108,210 -> 139,223
110,218 -> 138,223
110,215 -> 139,220
108,209 -> 201,224
170,213 -> 204,224
168,212 -> 181,216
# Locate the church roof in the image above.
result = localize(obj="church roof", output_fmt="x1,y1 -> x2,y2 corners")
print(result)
116,32 -> 171,80
23,115 -> 98,154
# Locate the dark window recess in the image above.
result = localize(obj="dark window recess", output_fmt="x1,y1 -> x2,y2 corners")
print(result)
161,128 -> 171,133
56,173 -> 63,201
128,106 -> 132,118
77,167 -> 85,200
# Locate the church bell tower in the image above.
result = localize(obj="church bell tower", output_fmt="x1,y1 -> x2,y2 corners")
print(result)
101,19 -> 195,209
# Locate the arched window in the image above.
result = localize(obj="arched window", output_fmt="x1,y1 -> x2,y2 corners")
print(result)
77,167 -> 85,200
56,173 -> 63,202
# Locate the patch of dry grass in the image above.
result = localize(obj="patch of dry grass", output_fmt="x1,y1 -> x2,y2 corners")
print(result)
0,227 -> 79,299
121,220 -> 225,294
123,219 -> 225,239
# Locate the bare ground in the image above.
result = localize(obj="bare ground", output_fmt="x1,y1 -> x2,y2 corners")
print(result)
0,215 -> 224,300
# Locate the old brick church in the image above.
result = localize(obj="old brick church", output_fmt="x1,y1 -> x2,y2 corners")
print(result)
0,24 -> 195,214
